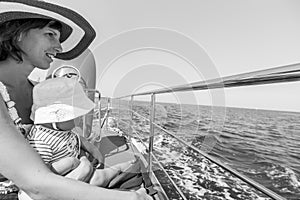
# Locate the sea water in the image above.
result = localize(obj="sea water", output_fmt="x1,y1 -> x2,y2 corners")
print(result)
106,100 -> 300,200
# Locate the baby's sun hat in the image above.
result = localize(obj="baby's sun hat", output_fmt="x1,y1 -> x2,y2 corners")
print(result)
31,77 -> 95,124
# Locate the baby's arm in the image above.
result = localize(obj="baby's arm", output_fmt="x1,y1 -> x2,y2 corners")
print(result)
28,136 -> 80,175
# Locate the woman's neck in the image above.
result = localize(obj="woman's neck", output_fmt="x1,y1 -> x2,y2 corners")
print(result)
0,57 -> 35,78
0,57 -> 35,124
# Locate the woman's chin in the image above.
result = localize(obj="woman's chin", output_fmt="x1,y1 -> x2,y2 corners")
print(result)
35,63 -> 51,70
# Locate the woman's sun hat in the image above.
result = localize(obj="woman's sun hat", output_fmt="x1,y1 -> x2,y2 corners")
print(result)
31,77 -> 95,124
0,0 -> 96,60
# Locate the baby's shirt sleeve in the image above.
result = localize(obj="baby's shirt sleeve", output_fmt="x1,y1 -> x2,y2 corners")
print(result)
27,138 -> 53,164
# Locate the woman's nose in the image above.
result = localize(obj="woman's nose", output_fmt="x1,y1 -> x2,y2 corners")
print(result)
54,44 -> 63,53
53,39 -> 63,53
54,46 -> 63,53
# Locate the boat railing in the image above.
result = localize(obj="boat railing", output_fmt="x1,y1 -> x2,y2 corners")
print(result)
81,89 -> 103,142
107,63 -> 300,200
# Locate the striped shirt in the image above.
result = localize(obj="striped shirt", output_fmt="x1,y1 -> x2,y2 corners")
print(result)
27,125 -> 80,164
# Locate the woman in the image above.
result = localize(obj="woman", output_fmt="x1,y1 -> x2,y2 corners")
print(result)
0,3 -> 152,200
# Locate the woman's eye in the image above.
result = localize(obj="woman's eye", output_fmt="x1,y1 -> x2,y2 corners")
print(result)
46,31 -> 58,39
47,32 -> 54,37
45,29 -> 60,40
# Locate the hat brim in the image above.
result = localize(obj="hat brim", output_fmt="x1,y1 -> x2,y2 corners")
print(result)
33,102 -> 95,124
0,0 -> 96,60
0,11 -> 72,43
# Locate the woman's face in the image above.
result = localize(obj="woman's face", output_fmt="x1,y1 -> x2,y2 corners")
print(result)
17,25 -> 62,70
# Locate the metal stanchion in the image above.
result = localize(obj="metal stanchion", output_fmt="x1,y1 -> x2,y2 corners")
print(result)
118,99 -> 120,129
128,96 -> 134,139
105,98 -> 111,130
148,93 -> 156,173
93,91 -> 101,142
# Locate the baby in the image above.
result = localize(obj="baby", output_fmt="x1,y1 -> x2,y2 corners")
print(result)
27,77 -> 130,186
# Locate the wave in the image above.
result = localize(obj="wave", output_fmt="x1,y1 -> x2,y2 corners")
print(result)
247,161 -> 300,197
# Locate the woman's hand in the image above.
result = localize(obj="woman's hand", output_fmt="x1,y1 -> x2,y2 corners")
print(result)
65,156 -> 94,182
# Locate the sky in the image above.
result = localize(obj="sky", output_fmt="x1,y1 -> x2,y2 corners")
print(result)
28,1 -> 300,112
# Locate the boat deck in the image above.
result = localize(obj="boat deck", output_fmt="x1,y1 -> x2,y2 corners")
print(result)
94,129 -> 136,167
93,128 -> 168,200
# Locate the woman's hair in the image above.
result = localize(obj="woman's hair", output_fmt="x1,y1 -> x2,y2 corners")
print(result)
0,18 -> 62,62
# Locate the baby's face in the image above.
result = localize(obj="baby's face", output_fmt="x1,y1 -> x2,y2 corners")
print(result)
56,119 -> 75,131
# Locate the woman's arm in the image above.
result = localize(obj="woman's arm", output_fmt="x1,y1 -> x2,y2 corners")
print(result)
0,97 -> 151,200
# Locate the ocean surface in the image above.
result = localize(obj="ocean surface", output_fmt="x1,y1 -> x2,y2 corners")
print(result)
105,99 -> 300,200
